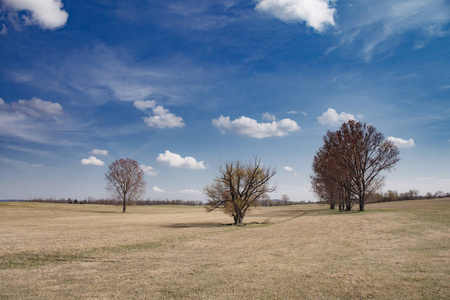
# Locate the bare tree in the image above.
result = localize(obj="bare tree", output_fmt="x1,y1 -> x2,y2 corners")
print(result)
205,158 -> 276,225
281,194 -> 290,206
311,121 -> 400,212
105,158 -> 146,212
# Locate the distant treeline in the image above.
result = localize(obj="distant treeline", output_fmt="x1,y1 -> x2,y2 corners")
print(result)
21,197 -> 313,207
24,198 -> 203,206
315,190 -> 450,205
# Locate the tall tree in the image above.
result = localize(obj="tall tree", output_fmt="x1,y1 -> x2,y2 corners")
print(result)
105,158 -> 146,212
205,158 -> 276,225
311,121 -> 400,211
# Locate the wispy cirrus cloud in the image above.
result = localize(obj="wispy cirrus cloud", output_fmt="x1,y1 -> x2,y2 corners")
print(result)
0,97 -> 65,143
213,115 -> 300,138
334,0 -> 450,61
91,149 -> 108,156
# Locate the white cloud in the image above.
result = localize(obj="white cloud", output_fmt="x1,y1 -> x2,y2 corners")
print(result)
255,0 -> 336,32
387,137 -> 415,148
157,150 -> 207,169
91,149 -> 108,156
288,110 -> 308,116
2,0 -> 69,30
318,108 -> 359,126
284,166 -> 293,171
262,112 -> 276,121
143,105 -> 185,129
180,189 -> 203,195
0,98 -> 4,105
133,100 -> 156,111
0,97 -> 64,143
212,115 -> 300,138
10,97 -> 63,119
334,0 -> 450,61
80,156 -> 105,166
140,164 -> 158,176
152,186 -> 166,193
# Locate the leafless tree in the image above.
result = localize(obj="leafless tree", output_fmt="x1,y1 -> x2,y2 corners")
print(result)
205,158 -> 276,225
105,158 -> 146,212
281,194 -> 290,206
311,120 -> 400,211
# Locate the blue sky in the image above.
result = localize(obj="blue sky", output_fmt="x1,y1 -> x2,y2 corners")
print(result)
0,0 -> 449,201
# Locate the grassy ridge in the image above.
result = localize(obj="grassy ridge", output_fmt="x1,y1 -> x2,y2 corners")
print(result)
1,199 -> 449,299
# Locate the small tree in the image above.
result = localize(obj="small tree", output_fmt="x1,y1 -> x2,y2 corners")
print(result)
205,158 -> 276,225
281,194 -> 290,206
105,158 -> 146,212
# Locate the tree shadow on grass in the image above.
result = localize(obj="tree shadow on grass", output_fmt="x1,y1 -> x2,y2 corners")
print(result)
162,222 -> 232,228
162,221 -> 273,228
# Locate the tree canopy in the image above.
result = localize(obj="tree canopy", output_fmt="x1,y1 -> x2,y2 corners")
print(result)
205,158 -> 276,224
311,120 -> 400,211
105,158 -> 146,212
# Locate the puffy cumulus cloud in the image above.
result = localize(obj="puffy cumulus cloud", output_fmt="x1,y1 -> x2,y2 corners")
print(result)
80,156 -> 105,166
318,108 -> 360,127
142,105 -> 185,129
133,100 -> 184,129
140,164 -> 158,176
133,100 -> 156,111
91,149 -> 108,156
152,186 -> 166,193
2,0 -> 68,30
262,112 -> 276,121
212,115 -> 300,139
284,166 -> 293,171
255,0 -> 336,32
157,150 -> 207,169
387,137 -> 415,148
180,189 -> 203,195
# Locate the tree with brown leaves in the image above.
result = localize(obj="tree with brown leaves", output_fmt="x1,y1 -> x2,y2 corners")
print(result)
105,158 -> 146,212
205,158 -> 276,225
311,120 -> 400,211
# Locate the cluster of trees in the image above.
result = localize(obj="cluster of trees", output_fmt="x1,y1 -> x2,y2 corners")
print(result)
311,121 -> 400,212
367,189 -> 450,203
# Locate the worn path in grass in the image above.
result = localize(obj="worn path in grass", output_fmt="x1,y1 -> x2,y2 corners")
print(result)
1,199 -> 449,299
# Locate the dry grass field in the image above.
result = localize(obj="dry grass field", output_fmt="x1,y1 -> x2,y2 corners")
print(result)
1,199 -> 449,299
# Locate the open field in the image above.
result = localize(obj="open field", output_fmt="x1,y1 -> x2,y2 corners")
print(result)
1,199 -> 449,299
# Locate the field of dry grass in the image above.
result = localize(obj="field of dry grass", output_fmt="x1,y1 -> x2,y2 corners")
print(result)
1,199 -> 449,299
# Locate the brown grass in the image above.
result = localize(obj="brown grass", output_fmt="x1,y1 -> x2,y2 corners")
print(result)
0,199 -> 449,299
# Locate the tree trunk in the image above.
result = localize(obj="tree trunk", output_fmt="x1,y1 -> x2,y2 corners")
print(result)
359,202 -> 365,212
330,203 -> 335,210
233,211 -> 244,225
122,198 -> 126,213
